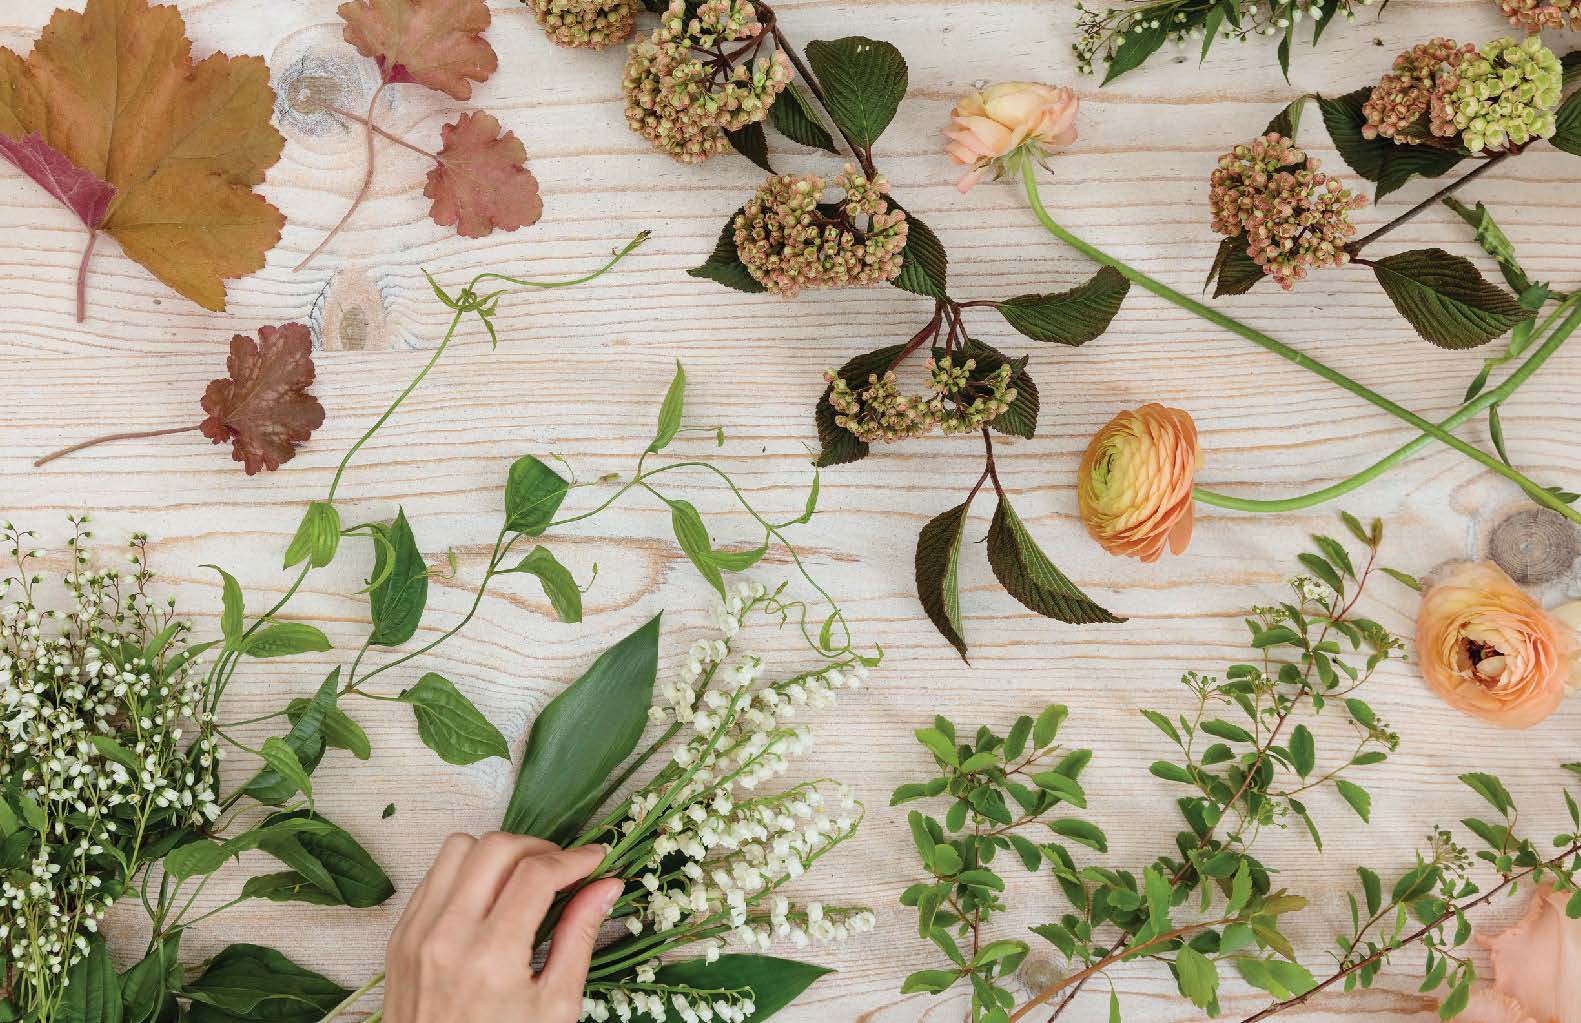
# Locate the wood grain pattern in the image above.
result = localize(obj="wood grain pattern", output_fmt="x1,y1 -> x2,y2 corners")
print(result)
3,1 -> 1580,1020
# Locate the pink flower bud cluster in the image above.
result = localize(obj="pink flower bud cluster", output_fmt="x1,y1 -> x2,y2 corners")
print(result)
825,357 -> 1017,444
623,0 -> 792,164
1208,133 -> 1368,291
1499,0 -> 1580,31
734,167 -> 909,297
528,0 -> 639,50
1361,38 -> 1477,143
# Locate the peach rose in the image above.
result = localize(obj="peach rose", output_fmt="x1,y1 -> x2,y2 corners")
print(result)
1077,404 -> 1201,563
1416,561 -> 1576,729
1451,884 -> 1581,1023
943,82 -> 1079,192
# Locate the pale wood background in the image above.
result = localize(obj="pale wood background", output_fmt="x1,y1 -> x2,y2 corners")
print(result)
4,1 -> 1580,1020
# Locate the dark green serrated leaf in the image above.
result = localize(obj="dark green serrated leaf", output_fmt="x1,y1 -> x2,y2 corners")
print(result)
689,207 -> 766,294
1318,89 -> 1465,199
814,344 -> 905,467
724,122 -> 774,172
987,497 -> 1124,625
1553,84 -> 1581,157
804,36 -> 909,150
997,266 -> 1130,345
891,205 -> 948,299
768,82 -> 838,153
916,501 -> 972,660
1372,248 -> 1527,350
1206,235 -> 1267,297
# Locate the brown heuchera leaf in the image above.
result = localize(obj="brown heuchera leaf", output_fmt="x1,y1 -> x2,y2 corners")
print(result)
200,324 -> 326,476
425,112 -> 543,238
0,0 -> 286,316
339,0 -> 497,100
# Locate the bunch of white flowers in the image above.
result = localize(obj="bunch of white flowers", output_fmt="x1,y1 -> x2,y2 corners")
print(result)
578,583 -> 876,1023
1,519 -> 219,1019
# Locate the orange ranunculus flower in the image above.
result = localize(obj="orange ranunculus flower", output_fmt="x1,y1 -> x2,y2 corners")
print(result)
1077,404 -> 1201,563
943,82 -> 1079,192
1415,561 -> 1576,729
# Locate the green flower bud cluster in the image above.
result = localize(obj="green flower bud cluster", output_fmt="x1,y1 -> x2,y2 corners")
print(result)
825,358 -> 1016,444
734,167 -> 909,297
622,0 -> 791,163
1433,35 -> 1563,154
527,0 -> 639,50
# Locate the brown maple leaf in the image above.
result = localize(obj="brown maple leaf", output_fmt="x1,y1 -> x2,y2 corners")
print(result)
425,112 -> 544,239
0,0 -> 286,320
200,324 -> 327,476
339,0 -> 497,101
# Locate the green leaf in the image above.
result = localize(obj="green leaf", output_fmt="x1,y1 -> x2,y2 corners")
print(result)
1335,778 -> 1371,822
688,207 -> 766,293
768,82 -> 837,153
119,933 -> 181,1023
1372,249 -> 1527,350
669,499 -> 725,596
891,206 -> 948,299
724,122 -> 773,173
986,497 -> 1125,625
916,500 -> 973,659
1358,866 -> 1382,915
208,565 -> 244,646
1144,866 -> 1173,931
58,937 -> 119,1023
1046,818 -> 1107,852
503,546 -> 583,624
650,361 -> 686,453
257,810 -> 395,908
1200,719 -> 1252,743
996,267 -> 1130,346
165,839 -> 229,880
255,736 -> 313,804
367,509 -> 428,647
90,735 -> 142,775
814,344 -> 904,468
1318,88 -> 1466,199
503,616 -> 661,842
400,673 -> 511,766
1443,197 -> 1535,294
1175,946 -> 1220,1009
1440,975 -> 1472,1020
915,727 -> 959,766
1033,704 -> 1068,747
243,622 -> 332,659
240,872 -> 342,907
244,669 -> 340,805
1102,17 -> 1169,85
1205,235 -> 1266,298
504,456 -> 570,537
286,698 -> 369,761
900,969 -> 962,995
1297,552 -> 1344,594
1265,96 -> 1306,139
1459,772 -> 1515,816
647,956 -> 830,1021
283,501 -> 340,570
182,945 -> 348,1023
1552,85 -> 1581,157
1290,724 -> 1315,777
804,36 -> 909,150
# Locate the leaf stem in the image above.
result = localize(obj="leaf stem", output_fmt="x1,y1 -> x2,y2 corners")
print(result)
317,971 -> 384,1023
322,102 -> 442,163
75,230 -> 97,324
1193,292 -> 1581,512
1347,155 -> 1507,256
296,82 -> 387,273
1020,159 -> 1581,526
33,424 -> 201,468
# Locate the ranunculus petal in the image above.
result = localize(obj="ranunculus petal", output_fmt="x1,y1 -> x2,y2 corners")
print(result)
1479,885 -> 1581,1023
942,82 -> 1080,185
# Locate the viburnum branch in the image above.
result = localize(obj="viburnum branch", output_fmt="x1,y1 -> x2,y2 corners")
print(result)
1239,838 -> 1581,1022
296,81 -> 388,272
1347,155 -> 1509,256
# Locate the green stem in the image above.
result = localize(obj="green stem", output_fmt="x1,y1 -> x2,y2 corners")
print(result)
1020,159 -> 1581,526
1194,294 -> 1581,512
317,971 -> 383,1023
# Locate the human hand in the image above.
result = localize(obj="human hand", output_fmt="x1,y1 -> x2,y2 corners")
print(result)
383,833 -> 624,1023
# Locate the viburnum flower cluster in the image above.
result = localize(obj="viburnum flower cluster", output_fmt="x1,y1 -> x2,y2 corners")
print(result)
1363,35 -> 1563,154
623,0 -> 792,163
733,167 -> 909,296
528,0 -> 641,50
1,520 -> 219,1018
826,357 -> 1017,444
1499,0 -> 1581,31
579,583 -> 874,1023
1208,133 -> 1367,289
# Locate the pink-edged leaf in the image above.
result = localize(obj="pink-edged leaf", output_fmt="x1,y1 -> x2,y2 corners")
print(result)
0,131 -> 114,229
424,111 -> 542,238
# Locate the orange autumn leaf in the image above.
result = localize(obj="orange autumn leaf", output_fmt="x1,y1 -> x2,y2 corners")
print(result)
425,112 -> 543,238
339,0 -> 497,101
200,324 -> 326,476
0,0 -> 285,319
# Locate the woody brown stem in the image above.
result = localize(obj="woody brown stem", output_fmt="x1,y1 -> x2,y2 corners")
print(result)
1347,155 -> 1506,256
34,424 -> 201,468
75,230 -> 98,324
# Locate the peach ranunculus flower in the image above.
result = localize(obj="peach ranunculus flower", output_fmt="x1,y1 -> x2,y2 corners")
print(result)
1077,404 -> 1201,563
943,82 -> 1079,192
1415,561 -> 1577,729
1450,884 -> 1581,1023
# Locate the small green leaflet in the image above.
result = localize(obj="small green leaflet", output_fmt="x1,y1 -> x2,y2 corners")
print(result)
367,509 -> 429,647
669,498 -> 725,596
400,673 -> 511,766
504,456 -> 569,536
650,361 -> 685,453
244,621 -> 332,659
283,501 -> 341,570
503,546 -> 583,624
207,564 -> 245,646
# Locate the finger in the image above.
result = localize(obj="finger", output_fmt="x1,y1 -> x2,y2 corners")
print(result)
441,832 -> 563,922
538,877 -> 624,1003
391,832 -> 478,952
482,844 -> 609,939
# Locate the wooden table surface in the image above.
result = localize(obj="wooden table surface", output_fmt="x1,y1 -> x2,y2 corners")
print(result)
4,1 -> 1580,1020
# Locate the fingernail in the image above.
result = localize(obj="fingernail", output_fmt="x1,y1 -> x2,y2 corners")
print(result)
599,882 -> 621,915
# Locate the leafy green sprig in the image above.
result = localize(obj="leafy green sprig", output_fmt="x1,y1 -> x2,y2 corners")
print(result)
1240,770 -> 1581,1022
896,515 -> 1414,1023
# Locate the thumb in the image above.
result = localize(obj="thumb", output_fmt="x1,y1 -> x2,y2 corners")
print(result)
540,877 -> 624,1002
